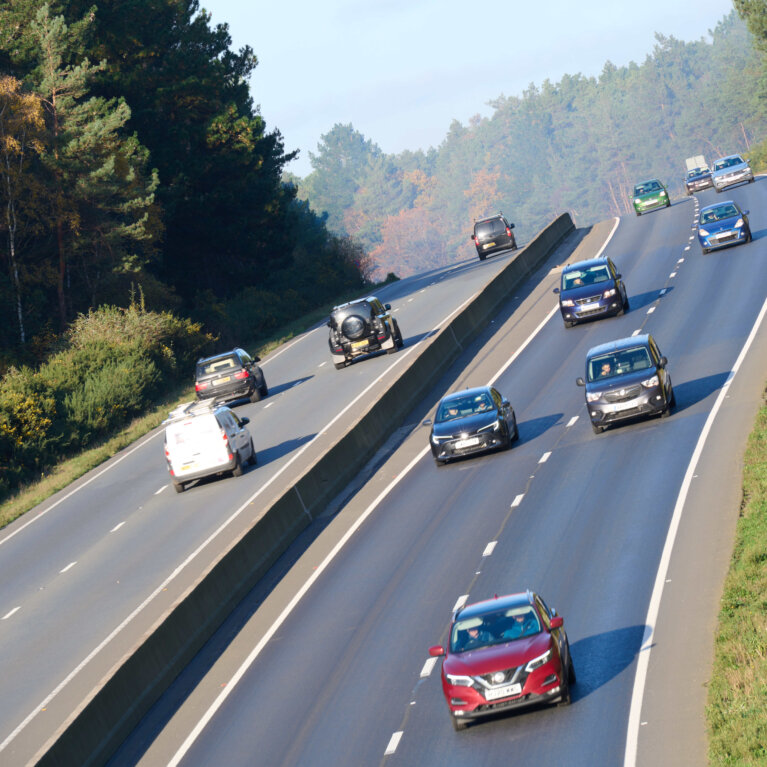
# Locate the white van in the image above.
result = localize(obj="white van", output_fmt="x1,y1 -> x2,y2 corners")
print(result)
163,401 -> 256,493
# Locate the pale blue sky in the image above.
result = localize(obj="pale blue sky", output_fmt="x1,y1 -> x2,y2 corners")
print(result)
201,0 -> 736,176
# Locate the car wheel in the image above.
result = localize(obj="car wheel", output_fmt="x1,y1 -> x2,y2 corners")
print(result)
394,320 -> 404,348
557,677 -> 572,706
746,228 -> 752,243
478,253 -> 487,261
669,387 -> 676,408
334,361 -> 346,370
173,481 -> 185,494
247,439 -> 257,466
511,414 -> 519,442
451,715 -> 468,731
623,293 -> 630,311
386,339 -> 398,355
715,187 -> 721,193
260,383 -> 269,397
564,320 -> 575,329
435,458 -> 446,467
665,200 -> 670,208
232,453 -> 244,477
568,654 -> 576,685
249,386 -> 262,403
591,422 -> 605,434
661,390 -> 674,418
635,210 -> 641,217
702,247 -> 709,255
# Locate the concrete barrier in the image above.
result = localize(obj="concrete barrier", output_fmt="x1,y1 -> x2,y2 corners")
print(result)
37,212 -> 574,766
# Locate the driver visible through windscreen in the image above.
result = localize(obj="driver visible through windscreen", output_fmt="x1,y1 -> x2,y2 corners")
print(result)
436,392 -> 493,421
588,346 -> 652,382
562,265 -> 610,290
450,607 -> 541,653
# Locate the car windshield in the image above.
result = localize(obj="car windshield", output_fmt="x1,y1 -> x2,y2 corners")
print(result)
700,204 -> 739,224
588,347 -> 653,382
199,356 -> 237,376
562,265 -> 610,290
634,181 -> 661,195
450,606 -> 541,653
687,168 -> 709,178
436,393 -> 494,422
714,157 -> 743,171
475,219 -> 506,238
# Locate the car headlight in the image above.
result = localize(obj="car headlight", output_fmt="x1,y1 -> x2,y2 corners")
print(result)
660,190 -> 666,196
560,299 -> 574,307
431,434 -> 451,444
603,288 -> 616,298
586,391 -> 602,402
525,649 -> 552,672
735,218 -> 743,227
446,674 -> 474,687
477,420 -> 500,433
698,228 -> 709,236
641,375 -> 659,387
634,198 -> 641,204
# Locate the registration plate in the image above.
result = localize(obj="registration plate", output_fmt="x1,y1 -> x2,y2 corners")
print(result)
580,302 -> 600,312
351,340 -> 368,350
483,242 -> 496,249
485,682 -> 522,701
455,437 -> 480,449
610,400 -> 637,412
213,376 -> 230,385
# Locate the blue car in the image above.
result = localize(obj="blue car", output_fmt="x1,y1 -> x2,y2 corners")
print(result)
697,201 -> 751,254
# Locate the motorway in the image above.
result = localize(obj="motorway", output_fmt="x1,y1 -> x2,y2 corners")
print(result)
0,237 -> 547,765
119,183 -> 767,767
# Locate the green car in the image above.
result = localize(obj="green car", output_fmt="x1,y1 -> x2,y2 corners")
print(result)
632,179 -> 670,216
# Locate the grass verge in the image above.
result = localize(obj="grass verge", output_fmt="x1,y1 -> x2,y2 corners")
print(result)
706,397 -> 767,765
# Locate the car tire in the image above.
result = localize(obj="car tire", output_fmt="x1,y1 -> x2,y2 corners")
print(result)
635,211 -> 641,217
746,229 -> 752,243
623,293 -> 630,312
247,439 -> 257,466
386,339 -> 398,355
557,677 -> 572,706
260,382 -> 269,397
394,320 -> 404,348
249,387 -> 262,403
435,458 -> 447,467
702,247 -> 709,255
669,387 -> 676,408
451,716 -> 468,731
661,390 -> 674,418
478,253 -> 487,261
665,200 -> 670,208
715,187 -> 721,193
334,361 -> 346,370
568,654 -> 576,685
173,481 -> 185,494
232,453 -> 244,477
511,414 -> 519,442
564,320 -> 575,329
591,422 -> 605,434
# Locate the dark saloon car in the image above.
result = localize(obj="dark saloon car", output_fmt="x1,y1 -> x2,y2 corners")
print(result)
430,386 -> 518,465
471,213 -> 517,260
697,201 -> 751,254
429,591 -> 576,730
553,257 -> 629,328
632,179 -> 670,215
328,296 -> 403,369
711,154 -> 754,193
195,348 -> 268,404
684,166 -> 713,195
577,334 -> 674,433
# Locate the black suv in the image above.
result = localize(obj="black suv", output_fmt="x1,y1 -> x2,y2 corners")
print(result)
195,348 -> 268,403
471,213 -> 517,260
576,334 -> 674,433
327,296 -> 403,369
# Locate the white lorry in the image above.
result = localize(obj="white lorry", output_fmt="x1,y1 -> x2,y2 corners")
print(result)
685,155 -> 707,172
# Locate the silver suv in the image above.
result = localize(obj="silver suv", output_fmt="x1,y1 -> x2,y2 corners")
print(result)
711,154 -> 754,192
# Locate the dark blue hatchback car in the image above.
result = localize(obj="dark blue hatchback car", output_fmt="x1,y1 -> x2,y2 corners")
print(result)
698,201 -> 751,254
553,257 -> 629,328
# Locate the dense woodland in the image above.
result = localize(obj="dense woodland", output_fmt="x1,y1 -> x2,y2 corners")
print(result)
297,11 -> 767,280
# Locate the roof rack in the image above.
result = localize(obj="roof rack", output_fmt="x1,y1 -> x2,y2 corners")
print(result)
163,398 -> 222,425
473,211 -> 503,222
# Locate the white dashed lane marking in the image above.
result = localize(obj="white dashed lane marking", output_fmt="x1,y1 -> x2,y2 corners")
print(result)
677,258 -> 684,263
453,594 -> 469,612
566,416 -> 579,428
385,731 -> 403,756
482,541 -> 497,557
2,607 -> 20,620
420,657 -> 438,678
539,452 -> 551,464
59,562 -> 77,574
318,361 -> 327,368
110,522 -> 126,533
154,485 -> 166,495
511,494 -> 524,507
647,307 -> 655,315
684,246 -> 690,251
670,272 -> 677,278
264,402 -> 274,409
632,329 -> 641,336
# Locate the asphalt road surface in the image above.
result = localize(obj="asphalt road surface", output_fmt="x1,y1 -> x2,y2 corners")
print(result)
0,239 -> 541,765
114,182 -> 767,766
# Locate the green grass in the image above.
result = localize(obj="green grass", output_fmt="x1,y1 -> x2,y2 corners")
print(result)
707,398 -> 767,766
0,286 -> 393,529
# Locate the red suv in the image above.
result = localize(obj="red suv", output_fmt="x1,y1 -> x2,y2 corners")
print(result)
429,591 -> 575,730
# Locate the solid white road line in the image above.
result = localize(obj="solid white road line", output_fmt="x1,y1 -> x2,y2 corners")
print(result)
384,731 -> 403,756
623,295 -> 767,767
164,224 -> 620,764
59,562 -> 77,574
420,657 -> 438,678
482,541 -> 497,557
1,607 -> 20,620
566,416 -> 579,428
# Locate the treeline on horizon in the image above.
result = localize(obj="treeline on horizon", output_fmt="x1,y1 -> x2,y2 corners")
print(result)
296,11 -> 767,280
0,0 -> 369,366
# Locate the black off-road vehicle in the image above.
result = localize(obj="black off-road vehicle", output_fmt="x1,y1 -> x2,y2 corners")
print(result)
327,296 -> 404,369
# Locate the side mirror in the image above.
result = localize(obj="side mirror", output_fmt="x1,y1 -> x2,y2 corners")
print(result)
326,320 -> 332,328
744,210 -> 750,215
550,616 -> 564,630
384,303 -> 391,310
470,234 -> 476,241
509,223 -> 515,229
240,417 -> 250,426
429,645 -> 445,657
253,356 -> 260,362
501,399 -> 509,407
576,377 -> 585,387
615,273 -> 622,280
553,287 -> 560,294
659,356 -> 668,368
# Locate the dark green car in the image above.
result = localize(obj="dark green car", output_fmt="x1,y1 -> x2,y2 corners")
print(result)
632,179 -> 670,216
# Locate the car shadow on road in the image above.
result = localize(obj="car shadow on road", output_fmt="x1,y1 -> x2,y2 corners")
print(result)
519,412 -> 563,442
255,433 -> 316,468
672,371 -> 730,414
627,287 -> 674,312
268,375 -> 314,397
